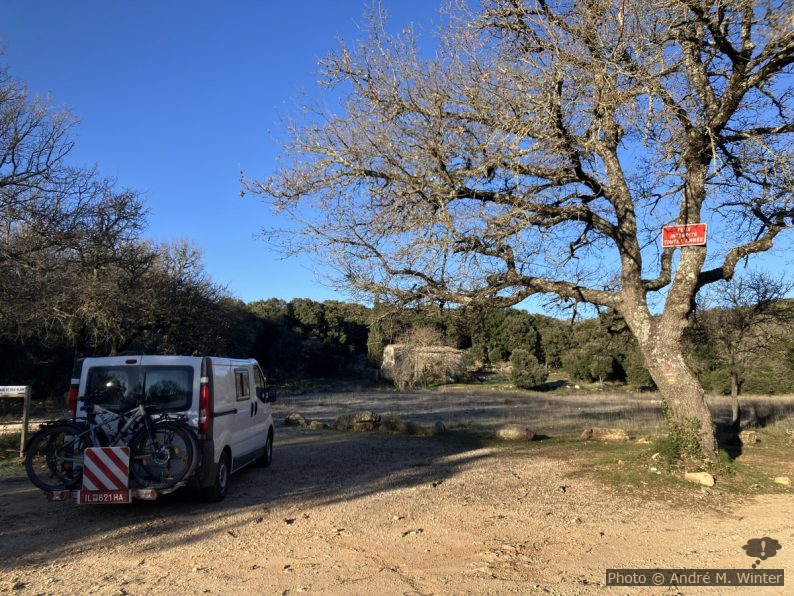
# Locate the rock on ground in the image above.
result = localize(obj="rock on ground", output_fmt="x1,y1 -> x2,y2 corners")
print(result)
284,413 -> 307,428
684,472 -> 716,487
739,430 -> 759,445
333,411 -> 381,432
579,428 -> 629,441
2,422 -> 794,595
496,425 -> 536,441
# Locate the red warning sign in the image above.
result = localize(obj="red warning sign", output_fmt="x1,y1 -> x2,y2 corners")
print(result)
79,446 -> 131,505
662,224 -> 707,248
82,447 -> 130,491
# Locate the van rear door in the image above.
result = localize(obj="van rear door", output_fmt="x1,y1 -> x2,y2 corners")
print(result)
78,356 -> 197,416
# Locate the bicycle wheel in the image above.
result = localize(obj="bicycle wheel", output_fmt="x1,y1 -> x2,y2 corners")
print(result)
25,422 -> 92,491
128,421 -> 198,489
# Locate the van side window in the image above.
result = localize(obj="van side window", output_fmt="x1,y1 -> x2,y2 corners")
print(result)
234,369 -> 250,401
253,366 -> 266,402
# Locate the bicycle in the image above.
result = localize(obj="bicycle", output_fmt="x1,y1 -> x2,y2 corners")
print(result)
24,393 -> 198,492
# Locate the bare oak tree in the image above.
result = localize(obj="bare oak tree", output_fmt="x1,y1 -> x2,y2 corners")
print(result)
1,62 -> 147,350
251,0 -> 794,457
0,64 -> 74,199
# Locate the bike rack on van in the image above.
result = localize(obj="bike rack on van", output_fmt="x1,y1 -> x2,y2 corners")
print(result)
43,446 -> 190,504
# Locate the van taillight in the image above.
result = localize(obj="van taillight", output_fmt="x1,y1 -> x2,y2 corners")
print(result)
199,380 -> 211,440
67,384 -> 79,419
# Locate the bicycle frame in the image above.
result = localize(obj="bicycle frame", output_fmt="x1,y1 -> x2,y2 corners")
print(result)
49,401 -> 152,472
81,397 -> 190,443
104,404 -> 147,446
80,403 -> 142,446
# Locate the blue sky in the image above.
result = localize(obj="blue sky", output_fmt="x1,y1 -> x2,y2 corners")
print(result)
2,0 -> 442,304
3,1 -> 791,311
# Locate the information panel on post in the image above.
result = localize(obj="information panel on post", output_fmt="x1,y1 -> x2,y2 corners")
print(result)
0,386 -> 28,398
0,385 -> 32,457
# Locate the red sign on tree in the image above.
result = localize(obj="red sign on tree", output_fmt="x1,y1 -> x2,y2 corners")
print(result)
661,223 -> 707,248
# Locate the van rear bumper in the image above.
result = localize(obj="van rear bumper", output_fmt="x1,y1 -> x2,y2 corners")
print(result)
187,439 -> 217,489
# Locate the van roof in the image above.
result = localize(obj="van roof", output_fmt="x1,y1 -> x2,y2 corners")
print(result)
79,355 -> 259,367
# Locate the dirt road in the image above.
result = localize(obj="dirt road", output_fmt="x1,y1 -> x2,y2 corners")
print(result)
1,418 -> 792,595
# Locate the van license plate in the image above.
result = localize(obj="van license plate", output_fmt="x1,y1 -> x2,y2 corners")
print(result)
78,490 -> 131,504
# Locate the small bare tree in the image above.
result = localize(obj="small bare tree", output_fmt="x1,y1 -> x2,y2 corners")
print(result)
386,326 -> 467,389
692,271 -> 793,427
251,0 -> 794,458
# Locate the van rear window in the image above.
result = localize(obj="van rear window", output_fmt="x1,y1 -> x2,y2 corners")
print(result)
85,366 -> 193,412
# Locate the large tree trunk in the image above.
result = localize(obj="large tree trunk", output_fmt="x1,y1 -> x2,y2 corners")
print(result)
622,295 -> 718,460
643,345 -> 718,458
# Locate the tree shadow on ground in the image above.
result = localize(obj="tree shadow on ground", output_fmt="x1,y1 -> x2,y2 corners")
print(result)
0,428 -> 489,570
534,380 -> 568,391
715,421 -> 743,460
713,400 -> 794,460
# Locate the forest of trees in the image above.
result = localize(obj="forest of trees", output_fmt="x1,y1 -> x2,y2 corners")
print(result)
4,289 -> 794,402
3,52 -> 794,408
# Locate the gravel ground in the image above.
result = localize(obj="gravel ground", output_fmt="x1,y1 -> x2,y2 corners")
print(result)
1,392 -> 792,595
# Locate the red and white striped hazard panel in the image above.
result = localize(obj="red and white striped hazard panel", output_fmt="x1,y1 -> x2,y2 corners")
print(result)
82,447 -> 130,491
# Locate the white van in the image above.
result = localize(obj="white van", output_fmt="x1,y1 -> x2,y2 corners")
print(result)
69,355 -> 275,501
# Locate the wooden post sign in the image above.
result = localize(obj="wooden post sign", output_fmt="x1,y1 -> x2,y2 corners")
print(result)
662,223 -> 707,248
0,385 -> 32,457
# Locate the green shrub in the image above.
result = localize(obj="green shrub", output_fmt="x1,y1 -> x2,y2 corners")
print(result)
588,354 -> 615,383
622,348 -> 655,389
699,367 -> 730,394
464,344 -> 487,369
488,345 -> 508,364
658,399 -> 704,461
561,348 -> 592,381
510,348 -> 548,389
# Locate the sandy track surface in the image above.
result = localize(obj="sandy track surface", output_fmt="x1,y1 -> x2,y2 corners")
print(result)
1,420 -> 792,595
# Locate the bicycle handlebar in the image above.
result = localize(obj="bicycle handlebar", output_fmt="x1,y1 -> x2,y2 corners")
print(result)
79,394 -> 172,424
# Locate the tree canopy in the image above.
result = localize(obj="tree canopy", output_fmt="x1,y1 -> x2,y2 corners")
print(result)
0,61 -> 235,360
253,0 -> 794,457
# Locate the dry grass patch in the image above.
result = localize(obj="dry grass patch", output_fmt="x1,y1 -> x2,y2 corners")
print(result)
576,422 -> 794,502
0,432 -> 23,480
